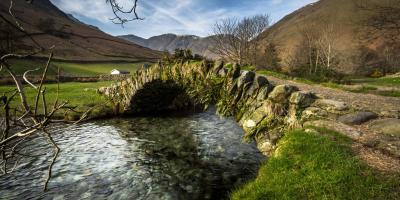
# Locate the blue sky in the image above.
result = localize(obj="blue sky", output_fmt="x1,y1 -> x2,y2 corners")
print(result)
50,0 -> 317,38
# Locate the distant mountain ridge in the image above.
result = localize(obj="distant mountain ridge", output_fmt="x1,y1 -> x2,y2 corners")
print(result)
0,0 -> 161,61
119,34 -> 218,59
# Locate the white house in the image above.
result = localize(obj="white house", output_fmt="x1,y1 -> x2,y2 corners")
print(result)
111,69 -> 130,75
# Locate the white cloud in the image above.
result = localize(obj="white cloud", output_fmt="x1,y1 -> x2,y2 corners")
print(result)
50,0 -> 317,38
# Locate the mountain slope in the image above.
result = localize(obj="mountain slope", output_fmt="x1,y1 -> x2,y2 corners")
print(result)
257,0 -> 396,74
119,34 -> 217,59
0,0 -> 161,61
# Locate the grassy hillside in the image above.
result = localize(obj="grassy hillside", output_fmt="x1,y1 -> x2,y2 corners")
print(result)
257,0 -> 398,75
0,0 -> 161,61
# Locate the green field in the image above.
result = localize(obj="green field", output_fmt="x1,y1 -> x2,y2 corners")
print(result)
0,59 -> 151,76
351,76 -> 400,87
231,128 -> 400,200
0,81 -> 115,119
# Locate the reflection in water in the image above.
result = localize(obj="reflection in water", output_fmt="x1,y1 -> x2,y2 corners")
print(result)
0,109 -> 265,200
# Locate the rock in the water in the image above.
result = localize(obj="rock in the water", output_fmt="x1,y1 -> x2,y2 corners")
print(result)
370,118 -> 400,136
289,91 -> 316,108
268,85 -> 299,103
338,111 -> 378,125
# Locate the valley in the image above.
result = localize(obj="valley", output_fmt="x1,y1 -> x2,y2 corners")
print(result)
1,0 -> 399,199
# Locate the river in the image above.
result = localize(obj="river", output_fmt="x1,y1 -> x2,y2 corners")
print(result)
0,108 -> 265,200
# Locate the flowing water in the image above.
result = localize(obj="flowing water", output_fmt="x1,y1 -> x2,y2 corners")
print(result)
0,109 -> 265,200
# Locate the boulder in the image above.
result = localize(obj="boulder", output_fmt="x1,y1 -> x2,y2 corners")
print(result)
268,85 -> 299,103
370,118 -> 400,136
338,111 -> 378,125
218,68 -> 228,77
257,85 -> 274,101
256,75 -> 269,88
232,64 -> 241,79
238,71 -> 256,88
289,91 -> 316,108
302,107 -> 328,118
313,99 -> 349,112
213,60 -> 224,74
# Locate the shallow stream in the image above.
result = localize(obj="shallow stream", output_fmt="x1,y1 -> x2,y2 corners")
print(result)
0,109 -> 265,200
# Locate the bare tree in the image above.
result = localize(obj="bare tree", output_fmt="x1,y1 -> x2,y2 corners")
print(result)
295,21 -> 340,77
298,22 -> 320,75
211,14 -> 270,65
317,23 -> 340,71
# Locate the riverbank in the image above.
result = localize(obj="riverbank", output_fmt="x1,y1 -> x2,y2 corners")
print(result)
231,127 -> 400,199
0,81 -> 116,120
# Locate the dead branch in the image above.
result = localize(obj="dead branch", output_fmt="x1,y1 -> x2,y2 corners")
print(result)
34,52 -> 53,117
23,68 -> 40,90
43,129 -> 59,191
106,0 -> 143,26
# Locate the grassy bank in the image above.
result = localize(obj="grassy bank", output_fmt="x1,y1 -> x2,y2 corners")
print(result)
0,59 -> 149,76
231,128 -> 400,200
0,81 -> 115,120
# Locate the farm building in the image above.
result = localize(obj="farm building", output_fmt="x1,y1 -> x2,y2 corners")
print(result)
111,69 -> 130,75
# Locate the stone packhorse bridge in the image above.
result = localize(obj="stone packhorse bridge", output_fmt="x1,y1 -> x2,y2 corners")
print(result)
98,61 -> 399,157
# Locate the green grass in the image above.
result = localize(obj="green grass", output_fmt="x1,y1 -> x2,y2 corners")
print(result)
0,81 -> 115,120
351,77 -> 400,87
0,59 -> 149,76
231,128 -> 400,200
53,62 -> 146,76
377,90 -> 400,97
257,70 -> 291,80
369,77 -> 400,87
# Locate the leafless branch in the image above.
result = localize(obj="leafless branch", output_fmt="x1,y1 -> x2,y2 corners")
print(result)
106,0 -> 143,26
43,129 -> 59,191
23,68 -> 40,90
34,52 -> 53,117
